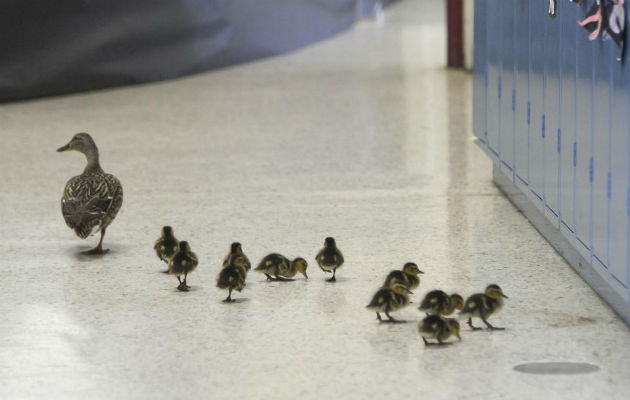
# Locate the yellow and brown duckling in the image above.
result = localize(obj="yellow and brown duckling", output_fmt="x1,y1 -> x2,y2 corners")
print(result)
216,261 -> 247,302
254,253 -> 308,281
418,290 -> 464,316
418,315 -> 461,346
383,262 -> 423,291
315,237 -> 344,282
58,133 -> 123,255
366,282 -> 413,323
154,226 -> 179,272
168,241 -> 198,291
460,284 -> 508,330
222,242 -> 251,272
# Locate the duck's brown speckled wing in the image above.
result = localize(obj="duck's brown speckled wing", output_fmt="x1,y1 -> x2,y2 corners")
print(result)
61,172 -> 123,238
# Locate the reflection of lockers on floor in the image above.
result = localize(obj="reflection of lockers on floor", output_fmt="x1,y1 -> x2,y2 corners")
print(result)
473,0 -> 630,308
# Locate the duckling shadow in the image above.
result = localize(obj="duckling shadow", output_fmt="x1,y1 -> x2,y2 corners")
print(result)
221,298 -> 250,304
423,342 -> 455,349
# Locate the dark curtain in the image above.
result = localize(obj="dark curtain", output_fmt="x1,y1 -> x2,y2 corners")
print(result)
0,0 -> 357,102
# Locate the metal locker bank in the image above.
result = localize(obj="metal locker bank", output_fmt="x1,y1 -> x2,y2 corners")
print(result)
473,0 -> 630,324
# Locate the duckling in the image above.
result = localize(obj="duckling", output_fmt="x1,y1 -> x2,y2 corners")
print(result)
418,315 -> 461,346
58,133 -> 123,255
222,242 -> 251,272
168,241 -> 198,291
418,290 -> 464,316
383,262 -> 423,291
216,263 -> 246,302
366,282 -> 413,323
315,237 -> 344,282
460,284 -> 508,330
154,226 -> 179,272
254,253 -> 308,281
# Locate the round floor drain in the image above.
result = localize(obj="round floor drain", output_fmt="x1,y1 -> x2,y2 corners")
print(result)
514,362 -> 600,375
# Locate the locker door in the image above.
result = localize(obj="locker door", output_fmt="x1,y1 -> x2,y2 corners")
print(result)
473,0 -> 487,141
543,4 -> 561,222
514,0 -> 530,183
528,0 -> 546,202
486,0 -> 501,155
574,1 -> 593,256
499,0 -> 515,174
559,1 -> 577,234
609,45 -> 630,290
591,39 -> 611,269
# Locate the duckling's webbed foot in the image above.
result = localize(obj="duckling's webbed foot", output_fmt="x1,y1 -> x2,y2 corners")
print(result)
265,274 -> 273,281
482,318 -> 504,330
177,282 -> 189,292
384,312 -> 406,324
326,269 -> 337,282
467,317 -> 482,331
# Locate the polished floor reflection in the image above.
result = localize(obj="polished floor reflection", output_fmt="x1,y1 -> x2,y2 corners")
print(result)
0,1 -> 628,399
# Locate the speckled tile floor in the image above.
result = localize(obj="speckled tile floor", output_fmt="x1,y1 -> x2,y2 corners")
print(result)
0,1 -> 629,399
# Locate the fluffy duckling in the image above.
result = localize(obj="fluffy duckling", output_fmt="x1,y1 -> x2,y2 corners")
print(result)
366,282 -> 413,323
419,290 -> 464,316
58,133 -> 123,255
222,242 -> 251,272
216,263 -> 246,302
460,284 -> 508,330
255,253 -> 308,281
383,262 -> 423,290
154,226 -> 179,272
168,241 -> 198,291
418,315 -> 461,346
315,237 -> 344,282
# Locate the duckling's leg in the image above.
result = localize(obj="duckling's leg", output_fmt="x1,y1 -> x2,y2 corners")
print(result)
176,276 -> 188,292
223,288 -> 235,302
467,317 -> 482,331
264,274 -> 273,281
82,229 -> 109,255
376,313 -> 382,321
481,317 -> 504,330
326,268 -> 337,282
422,337 -> 429,346
184,273 -> 190,289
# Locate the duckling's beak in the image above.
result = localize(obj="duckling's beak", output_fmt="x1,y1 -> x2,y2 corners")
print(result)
303,271 -> 308,279
57,142 -> 71,152
406,288 -> 414,295
457,333 -> 461,341
502,293 -> 509,299
418,270 -> 424,274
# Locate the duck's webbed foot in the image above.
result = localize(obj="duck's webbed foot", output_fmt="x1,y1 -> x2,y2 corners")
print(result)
82,246 -> 109,255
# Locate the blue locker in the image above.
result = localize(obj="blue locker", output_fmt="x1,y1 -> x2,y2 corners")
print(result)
543,4 -> 561,221
499,0 -> 515,173
486,0 -> 501,155
514,0 -> 530,183
591,39 -> 612,268
528,0 -> 546,201
559,1 -> 577,233
473,0 -> 487,141
574,2 -> 594,255
609,41 -> 630,290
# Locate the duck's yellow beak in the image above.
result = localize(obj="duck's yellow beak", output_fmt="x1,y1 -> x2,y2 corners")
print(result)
57,142 -> 71,152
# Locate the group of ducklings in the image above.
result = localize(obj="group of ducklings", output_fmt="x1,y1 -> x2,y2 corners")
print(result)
366,263 -> 508,346
154,227 -> 345,301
